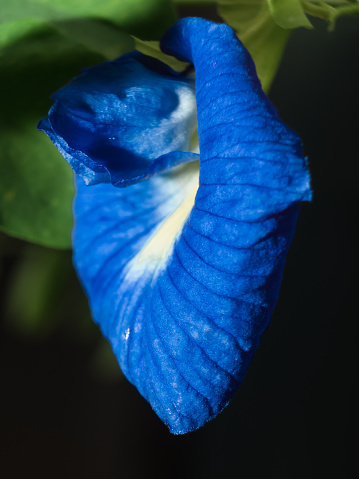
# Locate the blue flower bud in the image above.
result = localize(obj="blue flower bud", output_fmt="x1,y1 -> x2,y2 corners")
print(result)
38,17 -> 311,434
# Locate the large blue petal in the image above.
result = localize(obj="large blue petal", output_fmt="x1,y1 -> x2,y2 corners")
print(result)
38,52 -> 198,187
41,18 -> 311,434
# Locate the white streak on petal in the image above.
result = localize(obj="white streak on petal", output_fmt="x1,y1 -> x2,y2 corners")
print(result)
128,162 -> 199,279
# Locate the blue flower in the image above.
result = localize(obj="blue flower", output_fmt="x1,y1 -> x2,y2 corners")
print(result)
38,17 -> 311,434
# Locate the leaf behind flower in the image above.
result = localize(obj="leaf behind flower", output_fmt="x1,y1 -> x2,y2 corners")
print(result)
133,37 -> 190,71
218,0 -> 290,92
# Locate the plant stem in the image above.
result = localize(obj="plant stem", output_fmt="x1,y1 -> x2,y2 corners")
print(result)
301,1 -> 333,20
301,0 -> 359,21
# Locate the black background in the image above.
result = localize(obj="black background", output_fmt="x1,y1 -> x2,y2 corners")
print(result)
1,14 -> 358,479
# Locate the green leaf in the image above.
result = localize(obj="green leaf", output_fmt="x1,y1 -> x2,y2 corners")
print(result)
133,37 -> 189,71
0,0 -> 176,38
173,0 -> 216,4
0,124 -> 74,249
0,23 -> 113,248
0,17 -> 135,62
0,0 -> 177,59
0,17 -> 45,49
267,0 -> 313,28
53,19 -> 134,60
218,0 -> 291,92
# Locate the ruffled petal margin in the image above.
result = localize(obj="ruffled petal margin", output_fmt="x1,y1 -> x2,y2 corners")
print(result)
38,52 -> 198,186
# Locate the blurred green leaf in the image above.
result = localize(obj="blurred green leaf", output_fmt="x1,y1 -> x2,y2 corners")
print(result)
4,244 -> 71,336
0,23 -> 108,248
173,0 -> 216,3
1,235 -> 98,341
218,0 -> 290,92
0,0 -> 176,39
268,0 -> 313,28
0,17 -> 45,49
53,19 -> 134,60
0,124 -> 75,249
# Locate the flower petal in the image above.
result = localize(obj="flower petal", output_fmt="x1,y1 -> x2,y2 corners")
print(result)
161,17 -> 311,204
38,52 -> 198,186
41,18 -> 311,434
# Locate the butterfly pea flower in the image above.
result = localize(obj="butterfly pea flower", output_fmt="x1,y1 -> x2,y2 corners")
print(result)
38,17 -> 311,434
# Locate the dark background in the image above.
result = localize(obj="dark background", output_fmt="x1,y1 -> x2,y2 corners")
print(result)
1,14 -> 358,479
